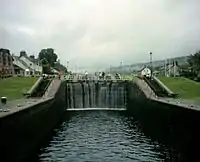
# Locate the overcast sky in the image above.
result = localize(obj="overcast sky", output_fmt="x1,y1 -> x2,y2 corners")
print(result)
1,0 -> 200,71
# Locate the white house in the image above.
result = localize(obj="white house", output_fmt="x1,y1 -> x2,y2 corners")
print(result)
140,67 -> 151,78
25,69 -> 30,76
166,64 -> 179,77
19,56 -> 42,74
12,56 -> 27,75
12,55 -> 43,76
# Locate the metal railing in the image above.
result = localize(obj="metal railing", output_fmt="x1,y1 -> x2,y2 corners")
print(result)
64,75 -> 129,81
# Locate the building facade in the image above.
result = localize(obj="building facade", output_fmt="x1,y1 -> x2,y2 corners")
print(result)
141,67 -> 151,78
0,48 -> 14,77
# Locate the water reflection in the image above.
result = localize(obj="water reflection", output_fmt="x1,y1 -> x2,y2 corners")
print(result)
36,111 -> 178,162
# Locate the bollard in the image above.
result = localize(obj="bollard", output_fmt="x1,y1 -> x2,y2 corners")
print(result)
1,97 -> 7,104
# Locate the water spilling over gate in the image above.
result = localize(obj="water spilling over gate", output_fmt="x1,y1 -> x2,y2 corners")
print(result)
65,81 -> 127,111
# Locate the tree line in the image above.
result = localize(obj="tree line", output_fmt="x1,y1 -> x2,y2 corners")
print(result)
180,51 -> 200,81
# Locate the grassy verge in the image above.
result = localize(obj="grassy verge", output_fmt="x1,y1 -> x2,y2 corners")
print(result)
121,74 -> 137,81
0,77 -> 38,100
158,76 -> 200,101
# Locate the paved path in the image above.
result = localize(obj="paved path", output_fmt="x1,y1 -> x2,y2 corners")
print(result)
136,78 -> 156,98
43,79 -> 61,98
0,98 -> 48,118
155,97 -> 200,111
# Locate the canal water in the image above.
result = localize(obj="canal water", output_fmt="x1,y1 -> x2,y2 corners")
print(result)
32,82 -> 181,161
34,111 -> 178,162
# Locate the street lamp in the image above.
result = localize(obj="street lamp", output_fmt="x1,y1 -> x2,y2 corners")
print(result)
149,52 -> 153,78
66,61 -> 69,72
120,61 -> 123,67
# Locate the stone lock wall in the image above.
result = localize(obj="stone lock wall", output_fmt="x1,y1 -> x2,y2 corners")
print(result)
0,80 -> 67,162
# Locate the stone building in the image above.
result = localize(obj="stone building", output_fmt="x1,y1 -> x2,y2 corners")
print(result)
0,48 -> 14,77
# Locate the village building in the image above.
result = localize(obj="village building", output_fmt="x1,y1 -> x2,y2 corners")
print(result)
138,65 -> 152,78
12,54 -> 43,76
0,48 -> 14,77
159,60 -> 180,77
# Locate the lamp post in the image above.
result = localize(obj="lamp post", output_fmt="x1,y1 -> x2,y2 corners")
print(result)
66,61 -> 69,73
149,52 -> 153,78
120,61 -> 123,67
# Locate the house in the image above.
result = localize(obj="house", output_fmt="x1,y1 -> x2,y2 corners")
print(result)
12,55 -> 27,75
19,55 -> 42,75
138,65 -> 151,78
13,64 -> 25,76
166,64 -> 180,77
159,60 -> 180,77
12,55 -> 43,76
0,48 -> 14,77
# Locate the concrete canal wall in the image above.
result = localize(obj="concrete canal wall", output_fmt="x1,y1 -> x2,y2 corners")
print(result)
127,80 -> 200,160
0,80 -> 66,162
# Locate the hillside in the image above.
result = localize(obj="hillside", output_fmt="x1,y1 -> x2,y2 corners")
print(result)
109,55 -> 188,73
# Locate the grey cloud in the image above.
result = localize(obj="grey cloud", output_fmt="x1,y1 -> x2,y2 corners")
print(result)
1,0 -> 200,71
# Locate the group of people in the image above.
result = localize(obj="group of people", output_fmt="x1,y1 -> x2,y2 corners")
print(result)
115,73 -> 121,80
98,72 -> 106,79
54,71 -> 121,80
93,71 -> 121,80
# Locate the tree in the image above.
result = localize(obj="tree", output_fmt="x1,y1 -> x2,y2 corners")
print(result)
54,62 -> 67,73
175,60 -> 178,66
38,48 -> 68,74
188,51 -> 200,74
38,48 -> 58,67
186,51 -> 200,80
20,51 -> 27,57
40,58 -> 51,74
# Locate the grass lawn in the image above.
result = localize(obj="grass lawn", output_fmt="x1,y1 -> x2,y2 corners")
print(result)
121,74 -> 137,80
0,77 -> 38,100
158,76 -> 200,101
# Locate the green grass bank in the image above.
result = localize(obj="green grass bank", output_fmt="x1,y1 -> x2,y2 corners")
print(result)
0,77 -> 38,100
158,76 -> 200,101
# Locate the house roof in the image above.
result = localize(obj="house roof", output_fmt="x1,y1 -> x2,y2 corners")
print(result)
138,65 -> 151,72
13,64 -> 24,70
20,55 -> 39,64
27,56 -> 38,63
13,55 -> 33,70
0,48 -> 10,54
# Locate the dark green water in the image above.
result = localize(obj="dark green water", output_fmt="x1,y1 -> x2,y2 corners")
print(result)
36,111 -> 178,162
